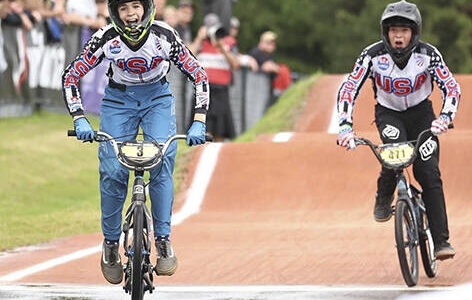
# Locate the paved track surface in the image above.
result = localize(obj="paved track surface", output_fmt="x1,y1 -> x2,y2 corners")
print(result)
1,75 -> 471,299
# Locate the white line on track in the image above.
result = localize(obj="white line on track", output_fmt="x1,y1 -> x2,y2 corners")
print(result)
272,132 -> 294,143
0,245 -> 101,282
172,143 -> 222,225
0,143 -> 223,282
328,100 -> 339,134
327,74 -> 347,134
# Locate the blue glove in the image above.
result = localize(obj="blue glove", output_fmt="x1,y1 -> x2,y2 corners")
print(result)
74,117 -> 95,141
186,121 -> 206,146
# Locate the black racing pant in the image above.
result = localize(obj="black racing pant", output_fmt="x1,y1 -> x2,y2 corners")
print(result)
375,100 -> 449,245
206,84 -> 236,139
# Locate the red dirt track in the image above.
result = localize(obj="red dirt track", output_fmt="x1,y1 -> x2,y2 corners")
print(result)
1,75 -> 472,287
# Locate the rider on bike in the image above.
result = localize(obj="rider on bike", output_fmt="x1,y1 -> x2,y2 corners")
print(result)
336,0 -> 459,260
62,0 -> 209,284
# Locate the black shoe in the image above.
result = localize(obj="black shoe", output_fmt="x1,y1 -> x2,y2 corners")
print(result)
155,240 -> 178,276
100,240 -> 123,284
374,194 -> 394,222
435,241 -> 455,260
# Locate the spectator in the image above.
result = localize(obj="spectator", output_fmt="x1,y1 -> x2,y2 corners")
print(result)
195,13 -> 239,141
62,0 -> 101,65
37,0 -> 66,91
250,31 -> 292,97
0,2 -> 8,86
94,0 -> 109,29
23,0 -> 44,92
249,31 -> 280,74
41,0 -> 65,44
154,0 -> 166,21
229,16 -> 257,72
175,0 -> 193,44
201,0 -> 232,33
163,5 -> 177,28
1,0 -> 33,95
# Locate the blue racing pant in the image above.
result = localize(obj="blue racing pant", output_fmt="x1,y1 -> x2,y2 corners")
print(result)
98,80 -> 177,241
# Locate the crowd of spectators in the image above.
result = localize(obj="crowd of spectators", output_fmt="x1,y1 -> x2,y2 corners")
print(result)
0,0 -> 292,138
0,0 -> 111,99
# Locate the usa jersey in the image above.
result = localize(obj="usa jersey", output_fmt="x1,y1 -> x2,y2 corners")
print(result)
337,41 -> 460,126
62,21 -> 209,117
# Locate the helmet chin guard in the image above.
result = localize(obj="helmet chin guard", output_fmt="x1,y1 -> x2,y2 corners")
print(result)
380,0 -> 422,68
109,0 -> 156,43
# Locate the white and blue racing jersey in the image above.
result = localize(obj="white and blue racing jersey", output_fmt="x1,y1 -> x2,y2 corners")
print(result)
62,21 -> 209,117
337,41 -> 460,126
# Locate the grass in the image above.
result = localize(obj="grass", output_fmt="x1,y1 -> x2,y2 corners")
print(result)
0,112 -> 193,251
235,73 -> 320,142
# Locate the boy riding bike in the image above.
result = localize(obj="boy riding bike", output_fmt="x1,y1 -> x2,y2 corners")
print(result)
336,0 -> 460,260
62,0 -> 209,284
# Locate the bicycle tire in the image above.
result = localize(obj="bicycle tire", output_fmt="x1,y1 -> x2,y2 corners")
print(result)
395,200 -> 419,287
131,205 -> 144,300
419,212 -> 437,278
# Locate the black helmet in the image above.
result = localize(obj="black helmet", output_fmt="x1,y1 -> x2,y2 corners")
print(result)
109,0 -> 155,43
380,0 -> 422,67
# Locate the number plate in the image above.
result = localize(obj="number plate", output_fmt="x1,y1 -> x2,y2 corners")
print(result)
121,143 -> 160,160
379,143 -> 414,167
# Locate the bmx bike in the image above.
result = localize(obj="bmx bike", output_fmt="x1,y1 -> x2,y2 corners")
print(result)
68,130 -> 210,299
354,128 -> 448,287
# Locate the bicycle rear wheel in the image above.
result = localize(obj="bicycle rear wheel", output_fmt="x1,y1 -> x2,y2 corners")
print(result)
131,205 -> 144,300
395,200 -> 419,287
419,212 -> 437,278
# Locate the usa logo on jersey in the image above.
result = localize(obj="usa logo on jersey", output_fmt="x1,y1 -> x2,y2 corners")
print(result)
378,56 -> 390,71
110,40 -> 122,54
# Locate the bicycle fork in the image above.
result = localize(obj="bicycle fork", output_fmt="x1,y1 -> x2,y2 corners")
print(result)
123,173 -> 155,294
396,175 -> 419,245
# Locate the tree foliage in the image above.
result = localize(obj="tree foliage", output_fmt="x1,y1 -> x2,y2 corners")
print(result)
232,0 -> 472,74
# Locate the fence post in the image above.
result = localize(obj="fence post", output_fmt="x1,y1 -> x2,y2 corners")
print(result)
240,67 -> 248,132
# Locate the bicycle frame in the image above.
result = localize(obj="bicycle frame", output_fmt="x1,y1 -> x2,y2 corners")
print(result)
68,130 -> 190,298
354,128 -> 442,286
122,175 -> 154,293
96,131 -> 187,295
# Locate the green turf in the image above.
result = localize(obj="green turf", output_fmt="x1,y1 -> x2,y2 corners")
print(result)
235,73 -> 320,142
0,112 -> 192,251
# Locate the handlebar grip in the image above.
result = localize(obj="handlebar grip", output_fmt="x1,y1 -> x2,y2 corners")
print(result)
205,133 -> 214,142
67,130 -> 99,141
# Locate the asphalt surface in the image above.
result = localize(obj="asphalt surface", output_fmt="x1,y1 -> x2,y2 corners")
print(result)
0,284 -> 459,300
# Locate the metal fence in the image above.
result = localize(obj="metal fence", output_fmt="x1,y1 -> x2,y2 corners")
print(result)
168,66 -> 273,135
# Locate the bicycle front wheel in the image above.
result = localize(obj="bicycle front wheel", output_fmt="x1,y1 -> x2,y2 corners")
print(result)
395,200 -> 419,287
131,205 -> 144,300
419,212 -> 437,278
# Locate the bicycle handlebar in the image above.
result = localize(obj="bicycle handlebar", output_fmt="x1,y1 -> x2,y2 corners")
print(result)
354,123 -> 454,169
67,130 -> 213,142
67,130 -> 213,170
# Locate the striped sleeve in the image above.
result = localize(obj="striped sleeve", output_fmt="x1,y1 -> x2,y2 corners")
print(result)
154,21 -> 210,116
427,45 -> 461,121
336,46 -> 373,126
61,25 -> 113,116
